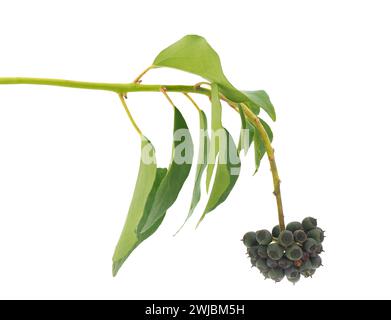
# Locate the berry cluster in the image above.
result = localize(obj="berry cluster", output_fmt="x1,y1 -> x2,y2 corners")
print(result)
242,217 -> 325,283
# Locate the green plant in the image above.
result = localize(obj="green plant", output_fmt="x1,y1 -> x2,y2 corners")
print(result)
0,35 -> 324,281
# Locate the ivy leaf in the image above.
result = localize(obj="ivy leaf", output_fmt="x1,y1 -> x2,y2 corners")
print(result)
244,90 -> 276,122
153,35 -> 247,103
206,83 -> 223,192
237,104 -> 254,155
253,118 -> 273,174
153,35 -> 276,120
176,110 -> 209,233
198,128 -> 241,225
112,137 -> 167,276
138,107 -> 194,234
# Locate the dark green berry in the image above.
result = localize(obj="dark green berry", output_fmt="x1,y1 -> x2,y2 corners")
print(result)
256,258 -> 269,272
278,257 -> 293,269
272,225 -> 281,238
286,244 -> 303,261
250,257 -> 257,267
268,268 -> 285,282
278,230 -> 294,247
315,244 -> 323,254
267,243 -> 285,260
285,267 -> 301,284
242,232 -> 258,248
286,221 -> 303,233
299,259 -> 313,273
302,217 -> 317,231
294,230 -> 307,243
304,238 -> 319,254
247,246 -> 258,258
257,245 -> 268,259
266,258 -> 279,269
311,255 -> 322,269
307,228 -> 325,243
256,229 -> 272,245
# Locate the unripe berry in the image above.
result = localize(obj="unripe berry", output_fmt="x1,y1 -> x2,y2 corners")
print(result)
256,229 -> 273,245
257,245 -> 268,259
316,245 -> 323,254
247,246 -> 258,258
250,257 -> 257,267
311,255 -> 322,269
268,268 -> 285,282
286,221 -> 303,233
286,244 -> 303,261
278,257 -> 293,269
242,232 -> 258,248
302,217 -> 317,231
304,238 -> 319,254
266,258 -> 279,269
299,259 -> 313,273
307,228 -> 325,243
256,258 -> 269,272
267,243 -> 285,260
278,230 -> 294,247
272,225 -> 281,238
285,267 -> 301,284
294,230 -> 307,244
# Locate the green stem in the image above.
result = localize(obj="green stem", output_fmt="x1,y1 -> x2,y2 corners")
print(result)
0,77 -> 210,96
241,104 -> 286,231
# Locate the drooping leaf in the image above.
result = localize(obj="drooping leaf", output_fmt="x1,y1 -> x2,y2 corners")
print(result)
243,90 -> 276,121
237,104 -> 254,155
138,107 -> 194,234
206,83 -> 223,192
152,35 -> 276,120
253,118 -> 273,174
176,110 -> 209,233
198,128 -> 241,225
112,137 -> 167,276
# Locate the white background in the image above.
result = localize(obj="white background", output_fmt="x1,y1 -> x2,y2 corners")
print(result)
0,0 -> 390,300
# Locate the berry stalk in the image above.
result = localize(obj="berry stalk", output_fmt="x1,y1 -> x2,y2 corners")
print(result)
241,104 -> 285,231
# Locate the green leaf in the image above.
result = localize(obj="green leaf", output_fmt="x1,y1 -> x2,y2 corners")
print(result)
237,104 -> 254,155
206,83 -> 223,192
244,90 -> 276,121
112,137 -> 167,276
138,107 -> 194,234
198,128 -> 241,225
176,110 -> 209,233
153,35 -> 276,120
253,118 -> 273,174
153,35 -> 247,102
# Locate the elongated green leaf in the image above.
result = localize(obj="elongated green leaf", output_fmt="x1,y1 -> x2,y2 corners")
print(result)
176,110 -> 209,233
206,83 -> 223,192
153,35 -> 276,120
112,137 -> 167,276
244,90 -> 276,121
253,118 -> 273,174
198,128 -> 241,225
139,107 -> 194,234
